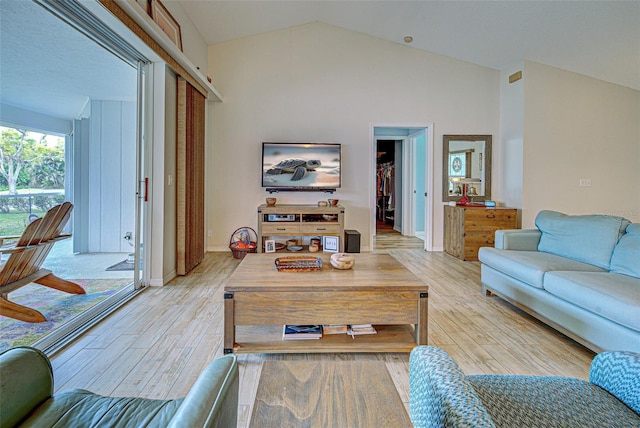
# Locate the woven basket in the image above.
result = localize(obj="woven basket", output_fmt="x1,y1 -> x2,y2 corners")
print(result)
229,227 -> 257,259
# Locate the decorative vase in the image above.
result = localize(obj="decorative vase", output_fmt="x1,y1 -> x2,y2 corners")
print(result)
330,253 -> 355,270
266,197 -> 276,206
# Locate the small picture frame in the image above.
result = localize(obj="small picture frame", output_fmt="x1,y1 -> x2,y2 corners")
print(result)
323,236 -> 339,253
265,240 -> 276,253
151,0 -> 183,51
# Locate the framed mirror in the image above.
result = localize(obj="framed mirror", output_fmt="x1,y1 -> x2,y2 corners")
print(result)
442,135 -> 492,202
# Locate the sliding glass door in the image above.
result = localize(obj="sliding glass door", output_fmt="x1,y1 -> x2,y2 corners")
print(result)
0,0 -> 150,354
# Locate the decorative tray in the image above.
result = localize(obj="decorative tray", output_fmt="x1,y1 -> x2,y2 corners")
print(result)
275,256 -> 323,272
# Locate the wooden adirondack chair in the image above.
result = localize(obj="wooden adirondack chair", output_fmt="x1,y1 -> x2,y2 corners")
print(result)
0,202 -> 85,323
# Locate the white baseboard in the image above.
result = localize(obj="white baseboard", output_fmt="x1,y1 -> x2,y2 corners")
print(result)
149,269 -> 177,287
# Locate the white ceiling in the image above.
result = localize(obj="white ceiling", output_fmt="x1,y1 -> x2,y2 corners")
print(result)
0,0 -> 637,127
0,0 -> 136,123
179,0 -> 640,91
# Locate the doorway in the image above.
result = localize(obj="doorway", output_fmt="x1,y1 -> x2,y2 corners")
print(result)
371,124 -> 434,251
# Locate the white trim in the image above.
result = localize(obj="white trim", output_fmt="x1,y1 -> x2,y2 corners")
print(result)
370,123 -> 434,251
400,137 -> 413,236
425,125 -> 434,251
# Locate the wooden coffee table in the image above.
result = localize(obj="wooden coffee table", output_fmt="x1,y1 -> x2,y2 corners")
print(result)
251,360 -> 412,427
223,253 -> 428,354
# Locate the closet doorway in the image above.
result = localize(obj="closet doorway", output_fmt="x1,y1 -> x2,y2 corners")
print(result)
376,140 -> 401,232
371,125 -> 434,251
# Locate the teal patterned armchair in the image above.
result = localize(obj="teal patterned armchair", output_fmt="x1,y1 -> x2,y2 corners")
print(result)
409,346 -> 640,427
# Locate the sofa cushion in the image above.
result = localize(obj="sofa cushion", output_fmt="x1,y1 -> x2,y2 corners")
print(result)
544,271 -> 640,332
535,210 -> 630,269
610,224 -> 640,279
478,247 -> 605,289
468,375 -> 640,427
21,390 -> 183,427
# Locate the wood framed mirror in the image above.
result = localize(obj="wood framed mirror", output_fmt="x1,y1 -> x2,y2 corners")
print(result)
442,135 -> 492,202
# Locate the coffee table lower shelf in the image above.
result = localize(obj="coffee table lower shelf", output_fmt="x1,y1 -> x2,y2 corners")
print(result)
231,324 -> 418,354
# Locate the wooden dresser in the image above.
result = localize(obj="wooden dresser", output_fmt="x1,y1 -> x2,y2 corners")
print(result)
444,205 -> 518,261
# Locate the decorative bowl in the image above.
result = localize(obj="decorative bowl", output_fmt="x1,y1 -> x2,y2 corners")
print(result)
330,253 -> 355,270
266,197 -> 277,206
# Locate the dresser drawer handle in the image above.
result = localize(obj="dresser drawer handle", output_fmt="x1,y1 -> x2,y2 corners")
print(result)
316,228 -> 327,231
276,228 -> 286,231
486,214 -> 496,219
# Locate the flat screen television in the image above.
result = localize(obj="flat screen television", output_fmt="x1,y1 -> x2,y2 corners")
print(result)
262,142 -> 341,191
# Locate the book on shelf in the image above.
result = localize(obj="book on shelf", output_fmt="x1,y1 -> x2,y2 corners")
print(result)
282,324 -> 322,340
347,324 -> 377,338
322,324 -> 348,335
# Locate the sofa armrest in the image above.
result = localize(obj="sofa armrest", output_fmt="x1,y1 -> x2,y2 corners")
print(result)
589,351 -> 640,415
167,354 -> 239,428
409,346 -> 495,428
0,346 -> 54,427
494,229 -> 541,251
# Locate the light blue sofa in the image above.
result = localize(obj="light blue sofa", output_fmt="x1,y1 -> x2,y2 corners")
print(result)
409,346 -> 640,427
479,210 -> 639,353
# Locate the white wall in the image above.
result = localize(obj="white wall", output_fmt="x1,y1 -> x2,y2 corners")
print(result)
207,22 -> 500,250
521,61 -> 640,226
498,63 -> 525,215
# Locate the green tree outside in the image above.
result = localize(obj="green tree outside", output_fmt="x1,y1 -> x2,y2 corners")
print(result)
0,127 -> 65,235
0,127 -> 65,193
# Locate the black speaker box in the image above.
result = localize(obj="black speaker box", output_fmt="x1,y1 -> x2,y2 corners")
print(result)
344,229 -> 361,253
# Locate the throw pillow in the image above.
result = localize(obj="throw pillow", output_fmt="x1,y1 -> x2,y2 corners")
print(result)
610,224 -> 640,278
535,210 -> 630,269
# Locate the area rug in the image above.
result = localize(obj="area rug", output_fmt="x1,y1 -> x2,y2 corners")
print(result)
0,278 -> 132,352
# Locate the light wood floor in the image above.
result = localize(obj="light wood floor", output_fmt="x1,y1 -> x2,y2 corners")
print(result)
375,221 -> 425,250
51,246 -> 595,428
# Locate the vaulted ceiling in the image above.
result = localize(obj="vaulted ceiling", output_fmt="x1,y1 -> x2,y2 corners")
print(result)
0,0 -> 638,128
179,0 -> 640,91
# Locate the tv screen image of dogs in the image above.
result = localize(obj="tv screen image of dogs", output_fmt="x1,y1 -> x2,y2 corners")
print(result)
262,143 -> 341,188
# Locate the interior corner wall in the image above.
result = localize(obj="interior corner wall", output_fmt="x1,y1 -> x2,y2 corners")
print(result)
498,63 -> 524,215
521,60 -> 640,226
206,22 -> 499,251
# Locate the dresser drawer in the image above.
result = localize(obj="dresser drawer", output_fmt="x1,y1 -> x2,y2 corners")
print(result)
462,233 -> 498,261
463,209 -> 517,232
301,224 -> 341,234
262,224 -> 301,235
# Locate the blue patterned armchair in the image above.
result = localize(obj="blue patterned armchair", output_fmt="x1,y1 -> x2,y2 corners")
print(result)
409,346 -> 640,427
